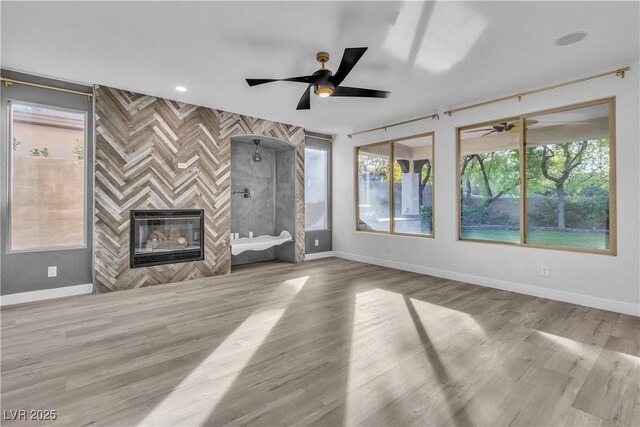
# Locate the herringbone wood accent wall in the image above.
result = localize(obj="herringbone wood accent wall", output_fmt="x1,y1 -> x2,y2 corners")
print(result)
95,86 -> 305,293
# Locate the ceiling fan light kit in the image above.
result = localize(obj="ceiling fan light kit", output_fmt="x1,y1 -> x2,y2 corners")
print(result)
315,86 -> 333,97
246,47 -> 391,110
314,52 -> 334,97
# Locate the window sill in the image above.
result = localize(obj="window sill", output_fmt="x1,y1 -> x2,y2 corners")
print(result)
7,245 -> 88,255
355,229 -> 435,239
458,237 -> 616,256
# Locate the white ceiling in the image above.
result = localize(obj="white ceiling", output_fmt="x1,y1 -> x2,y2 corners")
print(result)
1,1 -> 638,135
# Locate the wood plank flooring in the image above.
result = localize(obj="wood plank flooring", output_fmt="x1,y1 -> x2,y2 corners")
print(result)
1,258 -> 638,426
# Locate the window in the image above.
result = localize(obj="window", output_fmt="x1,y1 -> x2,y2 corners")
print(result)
356,133 -> 434,236
393,135 -> 434,235
357,143 -> 391,232
305,147 -> 328,230
9,102 -> 87,251
458,118 -> 521,243
457,98 -> 615,254
525,100 -> 613,251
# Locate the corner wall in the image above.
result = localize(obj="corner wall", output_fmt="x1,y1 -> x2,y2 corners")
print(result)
94,86 -> 304,292
332,59 -> 640,315
275,149 -> 297,263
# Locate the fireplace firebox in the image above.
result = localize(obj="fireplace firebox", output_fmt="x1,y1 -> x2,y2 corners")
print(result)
130,209 -> 204,268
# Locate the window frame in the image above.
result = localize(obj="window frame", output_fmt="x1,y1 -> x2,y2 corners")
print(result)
355,131 -> 436,239
456,97 -> 616,255
304,145 -> 330,231
6,99 -> 89,253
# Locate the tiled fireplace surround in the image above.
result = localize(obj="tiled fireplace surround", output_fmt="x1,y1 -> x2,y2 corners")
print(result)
94,86 -> 305,293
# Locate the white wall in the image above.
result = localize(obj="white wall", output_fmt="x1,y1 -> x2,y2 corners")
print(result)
332,59 -> 640,316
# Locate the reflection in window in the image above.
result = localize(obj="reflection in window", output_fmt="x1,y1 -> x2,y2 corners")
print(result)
525,101 -> 612,250
10,102 -> 86,251
305,147 -> 328,230
459,120 -> 521,242
357,144 -> 391,232
393,135 -> 433,235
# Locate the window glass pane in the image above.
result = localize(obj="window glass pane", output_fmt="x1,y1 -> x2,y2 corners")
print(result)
10,103 -> 86,250
393,135 -> 433,235
525,102 -> 611,250
358,143 -> 390,232
459,120 -> 521,242
305,147 -> 328,230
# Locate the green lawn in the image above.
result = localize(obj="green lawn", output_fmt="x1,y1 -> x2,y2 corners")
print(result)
461,229 -> 609,250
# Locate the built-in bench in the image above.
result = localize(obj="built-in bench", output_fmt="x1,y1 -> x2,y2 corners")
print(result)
231,231 -> 293,256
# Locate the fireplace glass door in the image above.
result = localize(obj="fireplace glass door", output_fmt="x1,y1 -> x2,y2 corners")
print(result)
130,210 -> 204,268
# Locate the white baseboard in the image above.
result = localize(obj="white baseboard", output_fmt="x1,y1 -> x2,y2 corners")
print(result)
334,251 -> 639,317
305,251 -> 335,260
1,283 -> 93,307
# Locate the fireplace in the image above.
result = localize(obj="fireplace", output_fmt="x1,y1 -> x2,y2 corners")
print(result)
130,209 -> 204,268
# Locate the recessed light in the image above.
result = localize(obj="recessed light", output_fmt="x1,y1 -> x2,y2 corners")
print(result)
175,86 -> 187,92
555,31 -> 588,46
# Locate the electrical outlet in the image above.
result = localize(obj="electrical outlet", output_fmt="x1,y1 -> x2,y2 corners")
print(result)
540,266 -> 549,277
314,239 -> 319,247
48,266 -> 57,278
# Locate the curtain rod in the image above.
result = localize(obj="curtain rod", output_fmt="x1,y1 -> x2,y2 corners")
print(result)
443,66 -> 629,116
347,113 -> 439,139
305,133 -> 334,142
1,77 -> 93,100
347,66 -> 630,139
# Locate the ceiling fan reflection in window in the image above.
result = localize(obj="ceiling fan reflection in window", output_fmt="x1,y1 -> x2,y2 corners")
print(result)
464,120 -> 539,138
245,47 -> 391,110
465,118 -> 592,138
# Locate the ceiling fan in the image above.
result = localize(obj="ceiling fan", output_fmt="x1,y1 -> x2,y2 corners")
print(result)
245,47 -> 391,110
465,120 -> 539,137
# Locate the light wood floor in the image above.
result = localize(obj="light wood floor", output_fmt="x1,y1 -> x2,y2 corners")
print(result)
1,258 -> 638,427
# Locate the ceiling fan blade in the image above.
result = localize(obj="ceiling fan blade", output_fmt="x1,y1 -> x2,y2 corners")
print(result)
481,130 -> 496,138
489,122 -> 507,129
246,75 -> 320,87
465,128 -> 495,133
330,47 -> 368,86
296,85 -> 311,110
331,86 -> 390,98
